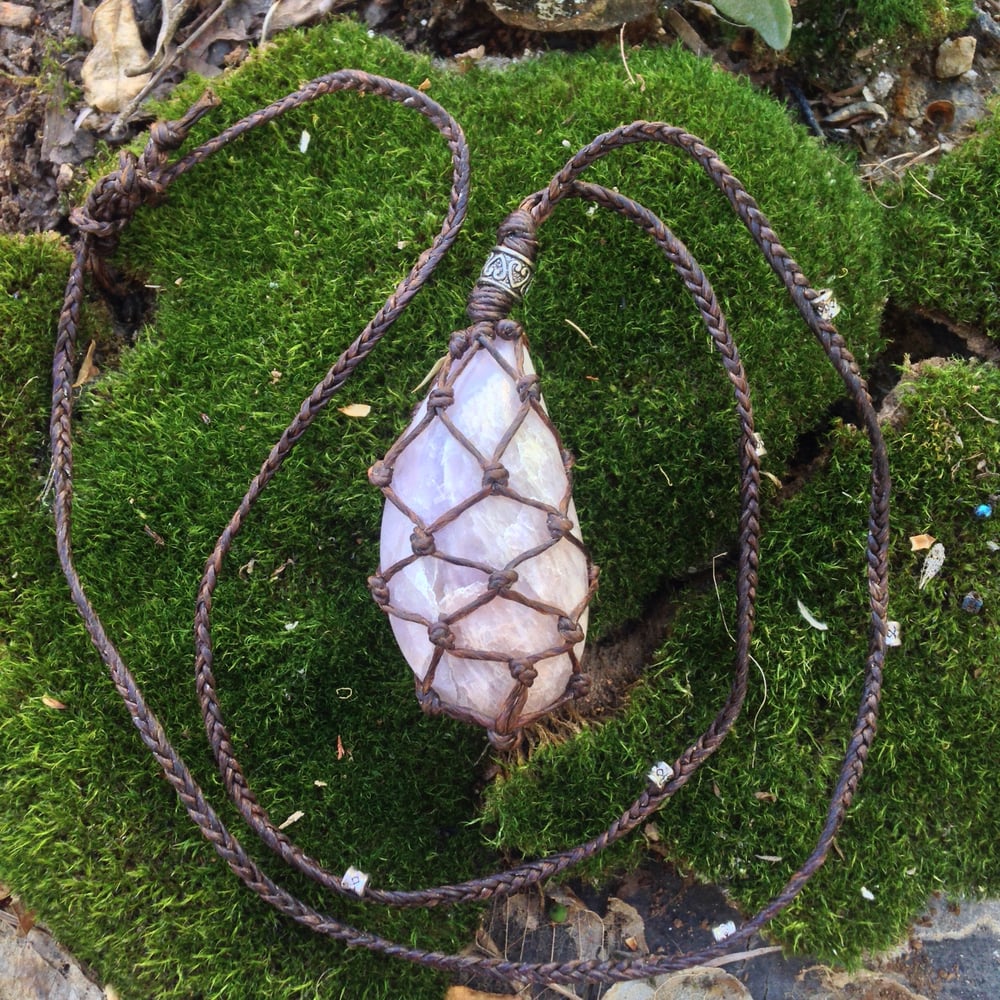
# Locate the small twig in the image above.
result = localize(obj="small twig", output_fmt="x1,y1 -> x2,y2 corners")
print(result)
618,23 -> 636,86
128,0 -> 194,76
711,550 -> 735,642
564,318 -> 595,349
261,0 -> 283,45
703,944 -> 784,967
964,401 -> 999,424
785,81 -> 824,140
110,0 -> 235,138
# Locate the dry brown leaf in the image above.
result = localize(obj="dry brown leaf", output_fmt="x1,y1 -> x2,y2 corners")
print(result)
72,340 -> 100,388
11,897 -> 35,936
337,403 -> 371,418
909,533 -> 936,551
418,77 -> 432,92
754,790 -> 778,803
445,987 -> 517,1000
266,0 -> 339,34
41,695 -> 68,710
81,0 -> 152,112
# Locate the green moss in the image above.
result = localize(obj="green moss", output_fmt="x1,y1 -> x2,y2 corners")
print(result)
790,0 -> 974,76
885,101 -> 1000,333
0,16 -> 889,997
486,359 -> 1000,963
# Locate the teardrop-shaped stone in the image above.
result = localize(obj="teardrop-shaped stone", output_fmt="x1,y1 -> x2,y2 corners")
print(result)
369,323 -> 593,741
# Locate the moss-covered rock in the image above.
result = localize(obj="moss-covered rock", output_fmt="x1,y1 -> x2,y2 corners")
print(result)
885,99 -> 1000,334
1,16 -> 888,997
487,359 -> 1000,962
789,0 -> 975,78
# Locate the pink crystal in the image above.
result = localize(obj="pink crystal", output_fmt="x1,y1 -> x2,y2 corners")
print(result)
373,327 -> 591,736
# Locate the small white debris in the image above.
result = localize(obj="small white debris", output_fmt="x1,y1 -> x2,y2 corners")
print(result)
861,886 -> 875,901
337,403 -> 372,418
278,809 -> 304,830
298,130 -> 311,154
987,540 -> 1000,553
343,866 -> 370,897
885,621 -> 902,647
813,288 -> 841,321
796,599 -> 829,631
561,139 -> 572,148
712,920 -> 737,942
284,621 -> 299,631
647,761 -> 675,789
753,432 -> 767,458
918,542 -> 946,589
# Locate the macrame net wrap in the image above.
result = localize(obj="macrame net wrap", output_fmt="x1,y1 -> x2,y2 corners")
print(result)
368,219 -> 598,747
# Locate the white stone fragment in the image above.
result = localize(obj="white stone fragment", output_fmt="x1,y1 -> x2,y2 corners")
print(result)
298,130 -> 310,154
935,36 -> 976,79
861,885 -> 876,901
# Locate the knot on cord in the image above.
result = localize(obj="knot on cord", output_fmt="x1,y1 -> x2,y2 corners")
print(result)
410,526 -> 436,556
482,462 -> 509,490
546,512 -> 573,539
509,660 -> 537,686
428,621 -> 455,649
557,616 -> 585,645
488,568 -> 518,593
367,575 -> 389,606
427,386 -> 454,411
368,460 -> 392,488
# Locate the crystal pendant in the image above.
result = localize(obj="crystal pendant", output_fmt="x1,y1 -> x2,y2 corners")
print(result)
368,212 -> 597,747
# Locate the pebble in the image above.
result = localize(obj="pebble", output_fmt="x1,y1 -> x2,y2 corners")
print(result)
935,35 -> 977,78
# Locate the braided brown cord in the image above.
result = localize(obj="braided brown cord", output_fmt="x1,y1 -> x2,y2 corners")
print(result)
50,78 -> 888,985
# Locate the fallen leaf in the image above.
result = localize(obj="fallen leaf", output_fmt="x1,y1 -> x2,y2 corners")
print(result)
142,524 -> 166,546
270,557 -> 294,580
909,533 -> 936,551
72,340 -> 100,388
336,734 -> 345,760
418,77 -> 432,92
41,695 -> 68,710
337,403 -> 371,418
81,0 -> 152,113
266,0 -> 338,34
277,810 -> 304,830
918,542 -> 946,590
11,897 -> 35,936
754,790 -> 778,803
